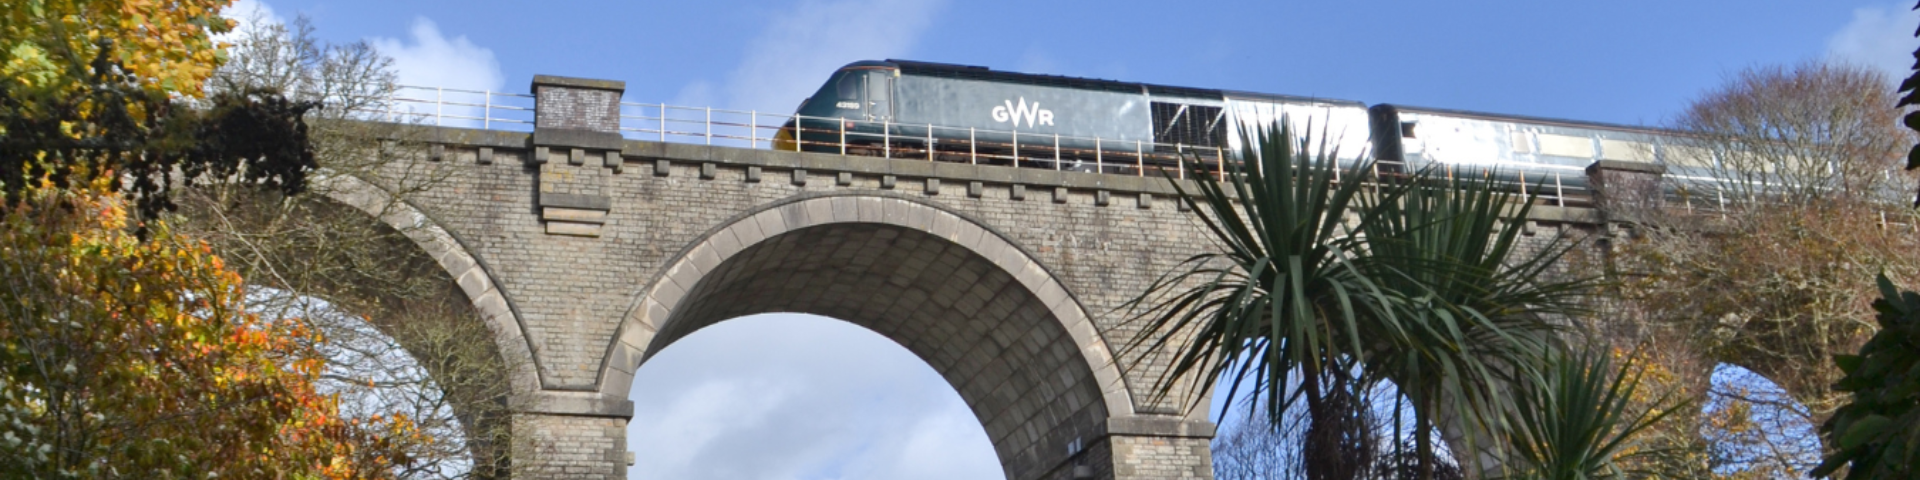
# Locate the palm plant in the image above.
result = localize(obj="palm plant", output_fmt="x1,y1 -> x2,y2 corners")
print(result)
1357,167 -> 1592,478
1126,120 -> 1595,480
1500,349 -> 1684,480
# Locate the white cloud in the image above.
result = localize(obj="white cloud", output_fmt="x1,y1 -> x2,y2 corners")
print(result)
370,18 -> 504,92
1827,3 -> 1920,81
369,18 -> 506,127
627,314 -> 1003,480
709,0 -> 946,112
218,0 -> 285,40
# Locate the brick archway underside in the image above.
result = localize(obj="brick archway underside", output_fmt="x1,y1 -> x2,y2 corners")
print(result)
645,223 -> 1107,480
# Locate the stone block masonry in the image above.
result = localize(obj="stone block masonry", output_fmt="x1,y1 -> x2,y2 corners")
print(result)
335,75 -> 1618,480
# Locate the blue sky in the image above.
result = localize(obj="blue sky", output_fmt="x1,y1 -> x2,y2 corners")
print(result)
244,1 -> 1915,126
224,1 -> 1916,478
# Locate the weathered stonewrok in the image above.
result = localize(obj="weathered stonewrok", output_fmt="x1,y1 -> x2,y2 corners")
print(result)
326,76 -> 1615,480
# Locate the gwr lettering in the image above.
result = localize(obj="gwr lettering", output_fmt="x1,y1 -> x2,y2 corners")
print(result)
990,98 -> 1054,128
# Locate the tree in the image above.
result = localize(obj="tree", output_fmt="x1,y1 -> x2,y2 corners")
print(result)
1609,61 -> 1920,470
164,12 -> 520,478
1,0 -> 317,227
1813,3 -> 1920,477
0,178 -> 422,478
1670,61 -> 1914,206
1812,275 -> 1920,479
0,1 -> 449,477
1210,385 -> 1468,480
1129,122 -> 1595,480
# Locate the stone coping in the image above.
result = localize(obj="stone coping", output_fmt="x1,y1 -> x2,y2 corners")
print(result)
530,74 -> 626,93
398,123 -> 1606,225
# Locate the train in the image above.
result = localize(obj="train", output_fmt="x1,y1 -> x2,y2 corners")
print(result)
774,59 -> 1708,207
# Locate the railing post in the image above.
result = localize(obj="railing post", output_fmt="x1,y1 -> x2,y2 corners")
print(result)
840,118 -> 847,155
705,106 -> 712,145
927,124 -> 935,161
969,127 -> 977,165
884,121 -> 891,159
435,87 -> 443,126
483,89 -> 492,130
1717,188 -> 1726,219
1095,137 -> 1102,173
1054,134 -> 1061,171
659,103 -> 666,143
750,110 -> 757,148
1178,145 -> 1186,181
1012,130 -> 1019,165
1216,147 -> 1224,180
1555,173 -> 1566,208
1136,140 -> 1143,177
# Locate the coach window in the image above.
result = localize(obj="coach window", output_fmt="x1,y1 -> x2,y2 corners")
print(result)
837,73 -> 861,101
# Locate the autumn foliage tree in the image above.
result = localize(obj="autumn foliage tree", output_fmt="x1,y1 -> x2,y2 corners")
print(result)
1606,60 -> 1920,477
1,0 -> 317,226
0,177 -> 424,478
0,0 -> 438,477
1813,3 -> 1920,477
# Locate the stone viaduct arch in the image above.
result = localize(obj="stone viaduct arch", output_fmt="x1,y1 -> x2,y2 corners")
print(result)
599,194 -> 1131,479
315,173 -> 542,396
294,74 -> 1641,480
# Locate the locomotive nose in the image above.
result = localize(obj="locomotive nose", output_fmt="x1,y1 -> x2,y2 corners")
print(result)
772,119 -> 798,151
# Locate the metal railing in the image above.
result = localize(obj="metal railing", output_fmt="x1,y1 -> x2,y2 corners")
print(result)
372,85 -> 1587,207
380,85 -> 536,130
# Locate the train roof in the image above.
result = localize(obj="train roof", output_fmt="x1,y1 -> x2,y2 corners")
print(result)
883,59 -> 1223,99
1379,103 -> 1682,136
880,59 -> 1368,108
1222,90 -> 1367,109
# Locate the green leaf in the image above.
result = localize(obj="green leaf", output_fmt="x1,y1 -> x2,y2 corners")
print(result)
1836,354 -> 1864,374
1842,415 -> 1894,450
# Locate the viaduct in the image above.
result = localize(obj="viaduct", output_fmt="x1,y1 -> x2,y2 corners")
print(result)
320,75 -> 1651,479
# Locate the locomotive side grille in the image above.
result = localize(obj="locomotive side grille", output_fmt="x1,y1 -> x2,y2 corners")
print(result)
1152,102 -> 1225,149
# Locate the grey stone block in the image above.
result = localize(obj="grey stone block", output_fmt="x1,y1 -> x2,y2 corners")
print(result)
1011,184 -> 1026,200
539,192 -> 612,211
654,159 -> 671,177
969,181 -> 983,198
542,207 -> 608,224
544,221 -> 601,237
881,174 -> 897,189
534,128 -> 625,151
837,171 -> 853,186
1054,187 -> 1069,204
477,147 -> 493,165
746,166 -> 762,183
925,178 -> 940,195
700,162 -> 717,179
530,74 -> 627,93
1096,190 -> 1110,206
793,169 -> 808,186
